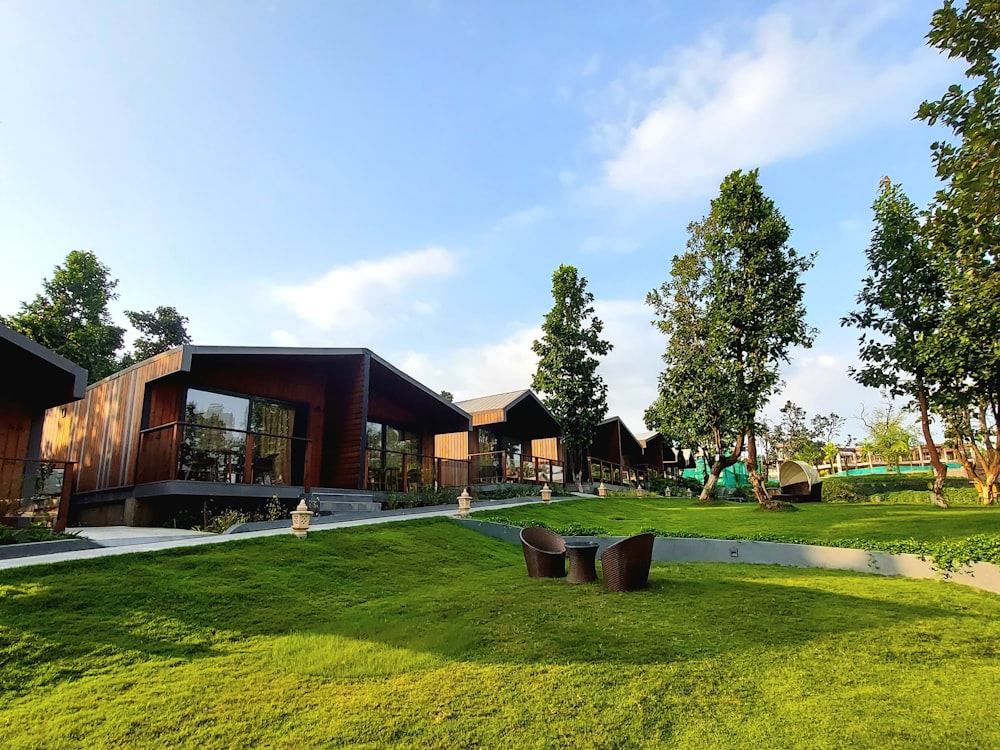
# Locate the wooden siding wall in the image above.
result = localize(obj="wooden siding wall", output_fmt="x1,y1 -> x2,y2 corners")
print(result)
589,422 -> 622,464
40,349 -> 184,493
146,378 -> 184,428
0,401 -> 32,460
471,409 -> 505,427
320,356 -> 366,489
191,359 -> 330,489
531,437 -> 562,462
0,401 -> 33,501
435,431 -> 470,461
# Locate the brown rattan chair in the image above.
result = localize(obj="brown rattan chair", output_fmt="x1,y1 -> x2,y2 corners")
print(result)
520,526 -> 567,578
599,533 -> 655,591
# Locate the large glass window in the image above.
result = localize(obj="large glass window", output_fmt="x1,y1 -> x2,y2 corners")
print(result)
182,390 -> 250,482
367,421 -> 422,491
180,388 -> 303,485
252,401 -> 297,485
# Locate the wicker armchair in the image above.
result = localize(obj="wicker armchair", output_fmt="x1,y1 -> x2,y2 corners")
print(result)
520,526 -> 567,578
599,533 -> 654,591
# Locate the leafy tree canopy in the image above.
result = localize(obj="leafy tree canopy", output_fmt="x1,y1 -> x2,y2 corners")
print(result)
3,250 -> 125,382
647,169 -> 815,503
917,0 -> 1000,504
121,306 -> 192,366
842,177 -> 950,505
532,265 -> 611,486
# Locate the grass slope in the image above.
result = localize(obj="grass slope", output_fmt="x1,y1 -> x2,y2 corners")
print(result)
1,518 -> 999,748
474,496 -> 1000,543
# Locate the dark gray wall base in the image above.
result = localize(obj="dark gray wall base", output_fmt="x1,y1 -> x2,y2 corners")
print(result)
0,537 -> 102,560
453,519 -> 1000,595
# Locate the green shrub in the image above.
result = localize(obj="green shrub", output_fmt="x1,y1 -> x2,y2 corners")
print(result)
822,473 -> 980,504
383,487 -> 461,510
0,525 -> 78,545
194,509 -> 250,534
477,516 -> 610,536
473,485 -> 571,501
635,526 -> 1000,571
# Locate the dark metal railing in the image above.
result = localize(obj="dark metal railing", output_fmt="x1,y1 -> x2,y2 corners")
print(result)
364,448 -> 469,493
0,457 -> 75,531
468,451 -> 565,486
135,422 -> 311,489
587,457 -> 645,487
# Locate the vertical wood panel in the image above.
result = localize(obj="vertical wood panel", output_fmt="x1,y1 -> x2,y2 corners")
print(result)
39,349 -> 185,493
531,437 -> 562,462
434,432 -> 470,461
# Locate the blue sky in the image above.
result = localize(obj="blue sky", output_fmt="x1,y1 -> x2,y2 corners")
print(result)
0,0 -> 962,442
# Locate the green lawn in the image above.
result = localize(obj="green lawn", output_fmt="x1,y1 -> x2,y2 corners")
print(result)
2,518 -> 1000,748
474,495 -> 1000,543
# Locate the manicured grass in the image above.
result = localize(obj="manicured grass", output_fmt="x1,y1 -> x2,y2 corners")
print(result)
2,518 -> 1000,748
474,495 -> 1000,543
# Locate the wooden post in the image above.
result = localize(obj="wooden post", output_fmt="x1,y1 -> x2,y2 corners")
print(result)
244,432 -> 255,485
303,439 -> 312,493
54,462 -> 74,533
170,423 -> 181,480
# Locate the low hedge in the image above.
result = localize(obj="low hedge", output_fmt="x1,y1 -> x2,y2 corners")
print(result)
0,525 -> 77,545
822,473 -> 980,504
478,516 -> 1000,571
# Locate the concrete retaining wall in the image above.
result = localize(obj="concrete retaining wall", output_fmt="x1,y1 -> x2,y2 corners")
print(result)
0,537 -> 102,560
454,519 -> 1000,595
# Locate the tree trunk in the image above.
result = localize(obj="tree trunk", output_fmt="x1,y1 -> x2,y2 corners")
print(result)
698,433 -> 745,503
699,472 -> 720,503
915,382 -> 948,508
745,424 -> 770,505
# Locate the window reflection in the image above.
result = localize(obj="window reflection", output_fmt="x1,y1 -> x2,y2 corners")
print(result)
182,390 -> 249,482
179,389 -> 303,485
367,421 -> 423,491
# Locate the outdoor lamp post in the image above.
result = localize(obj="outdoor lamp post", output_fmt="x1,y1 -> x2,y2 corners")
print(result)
290,499 -> 313,538
457,488 -> 472,517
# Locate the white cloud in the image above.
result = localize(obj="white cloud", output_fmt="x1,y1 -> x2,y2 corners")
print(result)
593,299 -> 662,431
272,246 -> 458,331
270,329 -> 300,347
764,349 -> 881,442
398,297 -> 663,434
581,53 -> 602,77
596,2 -> 949,203
491,205 -> 549,234
400,327 -> 542,401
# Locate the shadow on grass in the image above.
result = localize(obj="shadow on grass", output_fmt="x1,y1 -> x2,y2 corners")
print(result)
1,518 -> 998,695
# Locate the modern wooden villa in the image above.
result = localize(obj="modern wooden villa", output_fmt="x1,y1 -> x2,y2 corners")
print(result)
634,430 -> 665,475
434,389 -> 565,486
41,346 -> 471,526
588,416 -> 646,486
1,322 -> 87,530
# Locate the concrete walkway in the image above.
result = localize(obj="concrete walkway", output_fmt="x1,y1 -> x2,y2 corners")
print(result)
0,495 -> 568,571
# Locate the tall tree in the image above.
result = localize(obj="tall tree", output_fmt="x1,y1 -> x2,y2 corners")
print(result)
2,251 -> 125,382
841,177 -> 949,506
532,265 -> 612,491
917,0 -> 1000,504
859,403 -> 918,474
773,401 -> 812,461
648,169 -> 815,505
645,250 -> 745,499
121,306 -> 192,366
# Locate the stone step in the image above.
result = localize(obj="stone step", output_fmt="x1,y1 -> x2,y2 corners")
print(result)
309,491 -> 381,515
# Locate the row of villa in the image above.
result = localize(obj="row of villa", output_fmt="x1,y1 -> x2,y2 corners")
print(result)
1,324 -> 687,528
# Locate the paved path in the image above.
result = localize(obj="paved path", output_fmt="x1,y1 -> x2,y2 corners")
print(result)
0,495 -> 581,571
